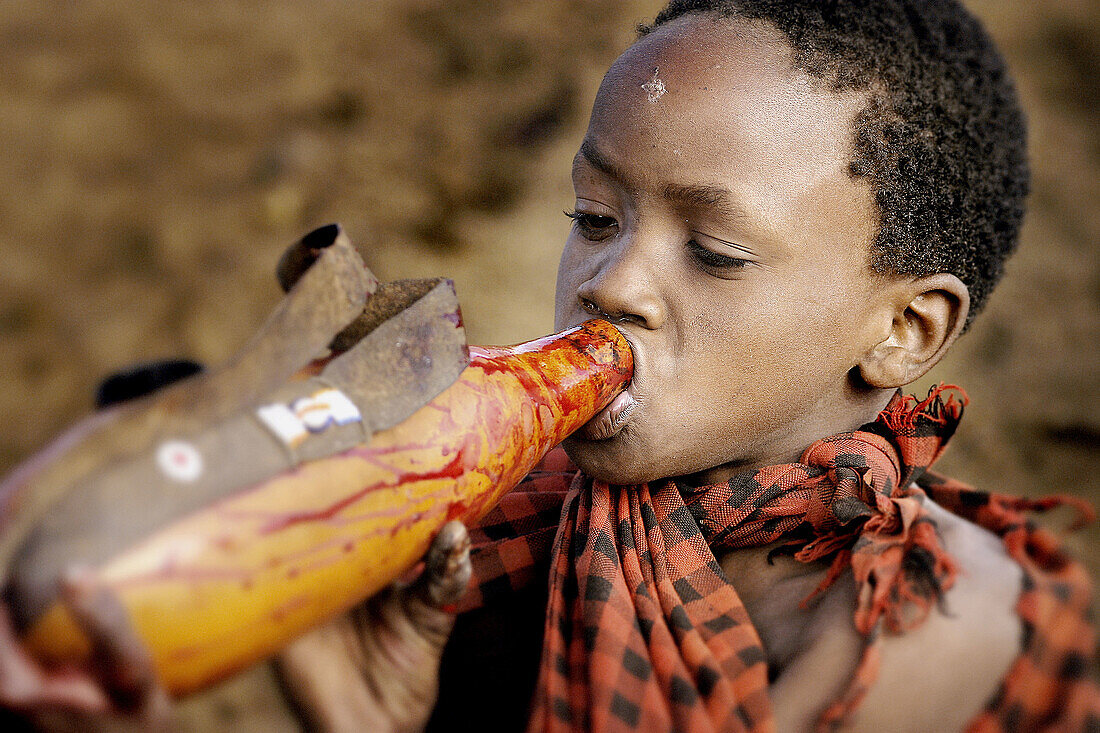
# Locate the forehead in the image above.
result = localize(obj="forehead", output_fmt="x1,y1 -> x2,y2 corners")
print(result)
584,15 -> 869,204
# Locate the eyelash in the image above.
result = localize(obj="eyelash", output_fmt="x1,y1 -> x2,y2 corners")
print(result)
563,210 -> 749,270
686,239 -> 750,270
564,210 -> 617,239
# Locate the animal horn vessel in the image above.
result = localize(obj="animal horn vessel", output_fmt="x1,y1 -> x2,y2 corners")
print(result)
0,225 -> 633,696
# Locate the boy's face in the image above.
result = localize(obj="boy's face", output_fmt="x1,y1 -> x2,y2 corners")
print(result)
555,15 -> 894,485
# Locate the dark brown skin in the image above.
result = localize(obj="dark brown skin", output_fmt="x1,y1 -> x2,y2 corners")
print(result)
2,14 -> 1023,733
273,520 -> 472,733
555,15 -> 960,485
554,15 -> 1021,732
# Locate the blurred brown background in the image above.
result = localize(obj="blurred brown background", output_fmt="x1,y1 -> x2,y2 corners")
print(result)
0,0 -> 1096,728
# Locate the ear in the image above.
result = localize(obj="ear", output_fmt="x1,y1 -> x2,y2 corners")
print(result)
858,273 -> 970,388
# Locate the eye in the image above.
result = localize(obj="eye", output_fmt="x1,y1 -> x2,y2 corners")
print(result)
687,239 -> 750,271
564,210 -> 618,241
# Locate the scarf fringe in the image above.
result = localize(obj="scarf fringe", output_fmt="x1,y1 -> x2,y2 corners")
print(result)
994,493 -> 1096,531
815,622 -> 883,733
878,383 -> 967,435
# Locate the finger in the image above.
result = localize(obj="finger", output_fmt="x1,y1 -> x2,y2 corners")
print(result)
383,522 -> 470,651
59,568 -> 165,716
0,606 -> 107,714
413,520 -> 472,610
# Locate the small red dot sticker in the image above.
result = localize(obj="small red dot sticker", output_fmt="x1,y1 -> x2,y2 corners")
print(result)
156,440 -> 204,483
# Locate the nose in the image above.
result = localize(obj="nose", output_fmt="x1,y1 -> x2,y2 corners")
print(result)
576,237 -> 666,330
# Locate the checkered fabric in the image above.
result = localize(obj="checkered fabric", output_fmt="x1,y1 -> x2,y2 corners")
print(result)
461,386 -> 1099,732
919,471 -> 1100,732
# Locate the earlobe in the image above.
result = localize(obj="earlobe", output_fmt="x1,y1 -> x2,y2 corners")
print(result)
858,274 -> 970,389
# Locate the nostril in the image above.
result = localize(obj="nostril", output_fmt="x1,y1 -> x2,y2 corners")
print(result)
580,297 -> 640,326
580,297 -> 623,322
580,297 -> 601,316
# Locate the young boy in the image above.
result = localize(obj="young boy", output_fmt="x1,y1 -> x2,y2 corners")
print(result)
3,1 -> 1095,731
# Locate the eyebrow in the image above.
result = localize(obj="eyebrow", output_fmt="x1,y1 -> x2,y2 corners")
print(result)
575,139 -> 748,224
575,138 -> 624,181
661,182 -> 747,223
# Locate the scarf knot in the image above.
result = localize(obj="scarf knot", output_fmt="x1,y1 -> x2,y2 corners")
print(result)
800,431 -> 901,538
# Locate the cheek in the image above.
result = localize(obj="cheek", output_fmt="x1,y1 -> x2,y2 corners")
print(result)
553,256 -> 573,330
681,278 -> 864,396
554,239 -> 588,329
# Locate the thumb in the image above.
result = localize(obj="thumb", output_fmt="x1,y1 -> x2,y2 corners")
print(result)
61,567 -> 173,724
398,521 -> 471,642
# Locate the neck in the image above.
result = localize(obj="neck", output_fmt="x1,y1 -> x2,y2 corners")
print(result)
680,386 -> 896,487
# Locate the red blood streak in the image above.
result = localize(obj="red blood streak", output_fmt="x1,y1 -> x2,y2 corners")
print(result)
446,501 -> 468,522
258,451 -> 467,534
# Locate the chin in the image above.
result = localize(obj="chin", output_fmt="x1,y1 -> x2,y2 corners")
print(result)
561,435 -> 664,486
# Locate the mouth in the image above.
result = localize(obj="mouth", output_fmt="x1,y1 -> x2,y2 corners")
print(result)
578,385 -> 637,441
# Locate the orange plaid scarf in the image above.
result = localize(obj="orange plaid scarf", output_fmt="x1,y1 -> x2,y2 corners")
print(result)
461,386 -> 1099,731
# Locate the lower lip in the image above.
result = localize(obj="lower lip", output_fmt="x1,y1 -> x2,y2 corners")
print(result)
578,387 -> 637,441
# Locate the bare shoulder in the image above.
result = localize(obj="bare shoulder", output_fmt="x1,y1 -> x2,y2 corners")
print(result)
844,496 -> 1024,732
721,496 -> 1026,732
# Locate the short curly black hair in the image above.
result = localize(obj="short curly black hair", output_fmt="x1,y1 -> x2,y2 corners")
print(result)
639,0 -> 1029,325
